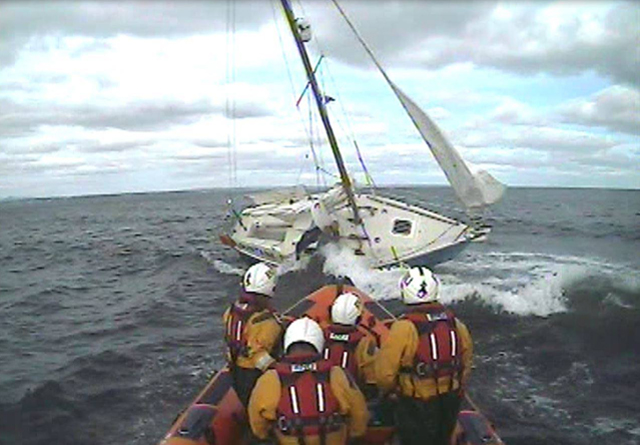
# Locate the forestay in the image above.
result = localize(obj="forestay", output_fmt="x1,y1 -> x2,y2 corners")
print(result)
329,0 -> 505,212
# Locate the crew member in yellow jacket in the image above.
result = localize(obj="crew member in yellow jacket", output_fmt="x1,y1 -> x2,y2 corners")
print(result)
223,262 -> 283,407
249,317 -> 369,445
376,267 -> 473,445
322,291 -> 378,395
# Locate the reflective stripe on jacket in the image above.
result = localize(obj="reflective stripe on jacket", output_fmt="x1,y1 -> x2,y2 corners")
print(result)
376,304 -> 473,400
249,354 -> 369,445
323,325 -> 378,386
222,294 -> 282,371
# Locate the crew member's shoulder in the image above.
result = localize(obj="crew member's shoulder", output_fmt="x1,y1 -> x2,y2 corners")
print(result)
391,318 -> 417,332
251,309 -> 280,324
329,365 -> 356,387
454,317 -> 471,333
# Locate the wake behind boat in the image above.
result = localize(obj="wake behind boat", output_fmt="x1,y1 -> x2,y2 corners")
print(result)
158,284 -> 504,445
220,0 -> 505,269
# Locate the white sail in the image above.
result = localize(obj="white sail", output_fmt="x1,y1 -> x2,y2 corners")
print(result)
224,0 -> 503,269
389,81 -> 505,210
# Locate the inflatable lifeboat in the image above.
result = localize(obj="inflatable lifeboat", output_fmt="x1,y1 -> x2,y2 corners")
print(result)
158,285 -> 504,445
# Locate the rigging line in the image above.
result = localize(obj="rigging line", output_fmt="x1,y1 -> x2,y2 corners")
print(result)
330,0 -> 426,196
317,49 -> 376,189
225,0 -> 234,193
305,66 -> 324,188
316,165 -> 340,180
329,0 -> 390,87
307,91 -> 319,187
296,55 -> 324,108
282,5 -> 375,252
306,64 -> 331,186
270,0 -> 325,188
286,0 -> 338,188
296,4 -> 375,190
353,140 -> 376,189
231,0 -> 238,188
308,89 -> 328,188
288,2 -> 378,256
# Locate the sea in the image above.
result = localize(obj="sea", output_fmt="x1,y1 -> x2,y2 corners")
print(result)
0,187 -> 638,445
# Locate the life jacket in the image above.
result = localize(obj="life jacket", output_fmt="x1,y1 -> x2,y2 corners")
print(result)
224,291 -> 274,363
401,304 -> 463,392
322,325 -> 364,379
274,354 -> 345,443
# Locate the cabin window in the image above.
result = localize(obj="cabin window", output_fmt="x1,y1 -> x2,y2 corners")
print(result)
392,219 -> 412,235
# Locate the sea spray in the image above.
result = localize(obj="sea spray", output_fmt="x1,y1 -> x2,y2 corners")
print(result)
321,244 -> 406,300
199,251 -> 244,276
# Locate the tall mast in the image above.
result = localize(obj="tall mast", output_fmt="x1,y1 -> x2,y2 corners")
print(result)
279,0 -> 361,224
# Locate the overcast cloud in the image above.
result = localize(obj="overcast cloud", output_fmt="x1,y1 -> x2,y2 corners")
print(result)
0,1 -> 638,198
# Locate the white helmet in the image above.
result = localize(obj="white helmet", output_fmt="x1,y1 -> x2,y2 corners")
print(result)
243,262 -> 277,297
399,266 -> 440,305
331,292 -> 363,325
284,317 -> 324,354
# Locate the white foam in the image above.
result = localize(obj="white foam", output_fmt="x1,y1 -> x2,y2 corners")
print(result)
438,265 -> 575,317
321,244 -> 406,300
277,256 -> 311,275
200,251 -> 244,276
320,245 -> 639,317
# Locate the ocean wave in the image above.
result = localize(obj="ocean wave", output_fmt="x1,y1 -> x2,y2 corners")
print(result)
321,245 -> 639,317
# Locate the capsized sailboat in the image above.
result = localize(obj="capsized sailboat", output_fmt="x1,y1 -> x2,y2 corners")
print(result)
220,0 -> 505,269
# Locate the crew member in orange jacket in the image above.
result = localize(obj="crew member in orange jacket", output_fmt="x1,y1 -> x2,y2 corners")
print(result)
223,262 -> 282,407
323,291 -> 378,394
249,317 -> 369,445
376,267 -> 473,445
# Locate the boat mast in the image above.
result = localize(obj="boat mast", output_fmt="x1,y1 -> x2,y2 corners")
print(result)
279,0 -> 361,224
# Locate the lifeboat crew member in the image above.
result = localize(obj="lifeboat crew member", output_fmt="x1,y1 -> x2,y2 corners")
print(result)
376,267 -> 473,445
223,262 -> 283,407
323,292 -> 378,395
248,317 -> 369,445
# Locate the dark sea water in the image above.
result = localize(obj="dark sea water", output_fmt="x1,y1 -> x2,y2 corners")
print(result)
1,187 -> 639,445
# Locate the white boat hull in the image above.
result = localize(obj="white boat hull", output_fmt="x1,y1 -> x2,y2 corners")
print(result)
223,187 -> 483,268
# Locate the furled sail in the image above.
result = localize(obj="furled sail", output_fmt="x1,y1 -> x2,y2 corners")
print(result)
389,81 -> 505,210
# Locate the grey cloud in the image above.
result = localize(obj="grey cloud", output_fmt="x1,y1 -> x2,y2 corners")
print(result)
437,3 -> 638,87
315,2 -> 639,87
222,102 -> 273,120
0,99 -> 211,135
191,139 -> 228,149
5,1 -> 636,88
457,125 -> 615,153
0,97 -> 272,136
511,127 -> 616,152
0,1 -> 272,67
169,151 -> 227,162
77,140 -> 152,153
557,85 -> 640,135
1,140 -> 64,155
312,1 -> 494,67
1,157 -> 81,175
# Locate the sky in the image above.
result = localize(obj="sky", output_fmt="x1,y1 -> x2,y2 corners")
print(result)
0,1 -> 638,198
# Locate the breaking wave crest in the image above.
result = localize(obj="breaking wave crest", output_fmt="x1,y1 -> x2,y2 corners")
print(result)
321,245 -> 639,317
